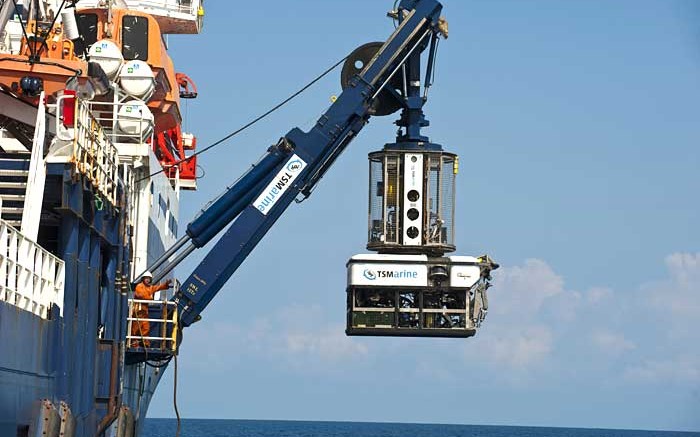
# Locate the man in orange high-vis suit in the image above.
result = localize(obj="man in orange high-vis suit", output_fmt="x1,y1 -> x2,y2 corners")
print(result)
131,270 -> 172,348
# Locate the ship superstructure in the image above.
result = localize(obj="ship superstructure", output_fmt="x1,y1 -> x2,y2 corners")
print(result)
0,0 -> 201,435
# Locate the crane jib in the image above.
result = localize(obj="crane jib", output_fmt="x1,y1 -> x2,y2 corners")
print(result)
172,0 -> 445,327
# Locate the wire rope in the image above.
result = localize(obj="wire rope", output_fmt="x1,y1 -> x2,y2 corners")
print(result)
138,54 -> 348,182
173,353 -> 181,437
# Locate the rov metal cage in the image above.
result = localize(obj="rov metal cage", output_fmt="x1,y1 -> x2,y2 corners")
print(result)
367,150 -> 457,255
345,254 -> 491,338
347,288 -> 477,338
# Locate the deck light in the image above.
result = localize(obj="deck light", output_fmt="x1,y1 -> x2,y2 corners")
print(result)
19,76 -> 43,96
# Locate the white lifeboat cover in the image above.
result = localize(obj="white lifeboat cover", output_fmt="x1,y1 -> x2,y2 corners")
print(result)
117,100 -> 154,138
119,60 -> 156,100
88,40 -> 123,80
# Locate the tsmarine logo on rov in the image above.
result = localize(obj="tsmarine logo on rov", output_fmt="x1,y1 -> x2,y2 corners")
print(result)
361,268 -> 419,281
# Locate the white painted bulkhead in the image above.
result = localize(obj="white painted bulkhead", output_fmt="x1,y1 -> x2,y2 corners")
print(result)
131,151 -> 179,296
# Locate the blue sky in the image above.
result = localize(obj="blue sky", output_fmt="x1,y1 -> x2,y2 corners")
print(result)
148,0 -> 700,432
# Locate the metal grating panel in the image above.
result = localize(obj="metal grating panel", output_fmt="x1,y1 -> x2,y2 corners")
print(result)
368,156 -> 384,244
385,154 -> 400,244
347,287 -> 476,336
352,311 -> 395,327
440,155 -> 455,245
426,155 -> 441,244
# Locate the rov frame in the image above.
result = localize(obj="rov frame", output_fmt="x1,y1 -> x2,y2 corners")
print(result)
345,254 -> 493,338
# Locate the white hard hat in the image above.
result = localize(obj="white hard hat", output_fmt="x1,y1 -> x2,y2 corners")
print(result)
141,270 -> 153,279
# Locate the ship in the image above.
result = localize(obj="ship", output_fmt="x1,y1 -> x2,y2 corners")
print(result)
0,1 -> 498,435
0,0 -> 202,435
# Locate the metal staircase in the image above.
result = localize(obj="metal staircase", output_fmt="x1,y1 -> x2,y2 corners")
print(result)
0,152 -> 30,229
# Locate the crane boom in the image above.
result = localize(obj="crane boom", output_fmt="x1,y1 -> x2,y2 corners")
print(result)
168,0 -> 446,327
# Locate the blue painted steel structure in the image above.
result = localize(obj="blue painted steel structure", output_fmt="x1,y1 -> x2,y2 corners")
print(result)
53,164 -> 130,436
0,163 -> 131,436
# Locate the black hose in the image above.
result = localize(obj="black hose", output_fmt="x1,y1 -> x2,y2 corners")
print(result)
173,354 -> 181,437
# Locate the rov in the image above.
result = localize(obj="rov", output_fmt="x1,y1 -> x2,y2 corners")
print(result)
346,150 -> 497,338
336,31 -> 498,338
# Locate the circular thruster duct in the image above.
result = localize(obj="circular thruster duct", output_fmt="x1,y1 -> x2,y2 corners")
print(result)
341,42 -> 404,116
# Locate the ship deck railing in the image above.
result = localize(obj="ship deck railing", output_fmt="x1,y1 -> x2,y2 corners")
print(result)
126,0 -> 202,17
126,299 -> 179,361
79,98 -> 154,154
0,218 -> 65,319
52,95 -> 132,210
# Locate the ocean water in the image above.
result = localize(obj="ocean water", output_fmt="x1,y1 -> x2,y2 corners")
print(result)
142,419 -> 699,437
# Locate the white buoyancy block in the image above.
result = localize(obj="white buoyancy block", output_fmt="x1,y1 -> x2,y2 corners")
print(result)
118,60 -> 156,100
117,100 -> 154,139
88,40 -> 123,80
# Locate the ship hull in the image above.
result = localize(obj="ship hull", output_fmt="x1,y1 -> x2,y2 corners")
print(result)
0,300 -> 166,437
0,1 -> 201,434
0,300 -> 57,436
0,156 -> 175,436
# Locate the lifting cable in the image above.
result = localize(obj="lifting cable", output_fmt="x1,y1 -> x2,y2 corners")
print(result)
173,354 -> 181,437
10,0 -> 32,55
169,324 -> 183,437
139,54 -> 348,182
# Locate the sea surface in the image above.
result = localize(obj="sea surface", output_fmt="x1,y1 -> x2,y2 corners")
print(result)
142,419 -> 699,437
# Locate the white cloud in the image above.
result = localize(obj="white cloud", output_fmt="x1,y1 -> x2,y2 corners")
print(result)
585,287 -> 613,304
474,253 -> 700,387
181,305 -> 368,374
476,258 -> 574,372
182,253 -> 700,388
477,324 -> 554,370
284,326 -> 368,362
613,253 -> 700,385
666,252 -> 700,290
591,329 -> 636,354
634,253 -> 700,345
623,357 -> 700,385
654,253 -> 700,319
491,258 -> 566,317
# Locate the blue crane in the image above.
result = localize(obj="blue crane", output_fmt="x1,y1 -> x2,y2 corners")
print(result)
142,0 -> 466,332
